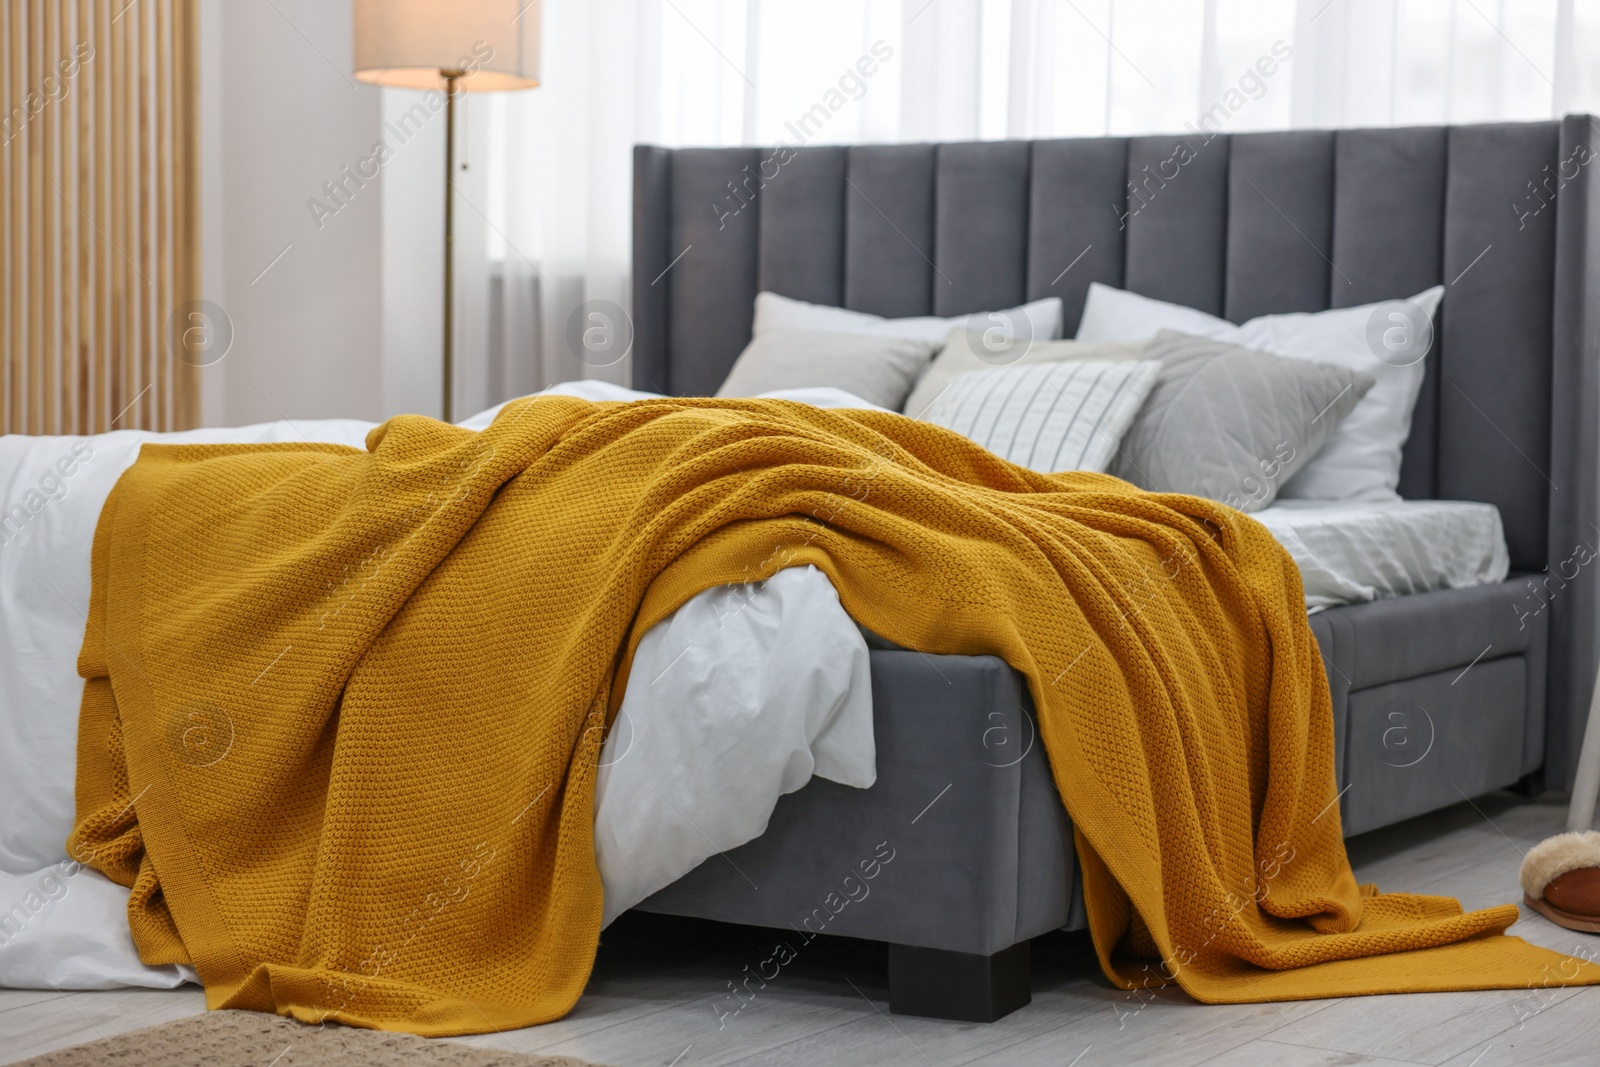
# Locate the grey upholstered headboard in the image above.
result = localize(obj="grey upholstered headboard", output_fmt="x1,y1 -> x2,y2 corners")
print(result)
631,119 -> 1600,786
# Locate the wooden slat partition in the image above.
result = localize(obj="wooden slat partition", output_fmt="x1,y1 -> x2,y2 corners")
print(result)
1,0 -> 198,436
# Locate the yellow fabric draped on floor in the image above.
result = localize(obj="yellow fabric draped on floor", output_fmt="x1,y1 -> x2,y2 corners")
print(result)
69,397 -> 1599,1035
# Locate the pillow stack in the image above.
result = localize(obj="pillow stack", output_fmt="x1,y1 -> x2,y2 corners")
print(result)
713,284 -> 1443,513
1077,281 -> 1444,502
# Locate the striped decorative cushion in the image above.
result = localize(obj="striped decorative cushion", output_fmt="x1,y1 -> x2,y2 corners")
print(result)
923,360 -> 1162,473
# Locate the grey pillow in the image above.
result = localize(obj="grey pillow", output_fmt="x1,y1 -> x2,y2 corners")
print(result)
716,330 -> 938,410
1111,330 -> 1375,512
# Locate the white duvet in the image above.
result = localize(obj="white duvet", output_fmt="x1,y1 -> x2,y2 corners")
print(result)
0,381 -> 881,990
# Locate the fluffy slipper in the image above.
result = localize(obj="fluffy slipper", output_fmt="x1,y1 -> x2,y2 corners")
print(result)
1521,830 -> 1600,934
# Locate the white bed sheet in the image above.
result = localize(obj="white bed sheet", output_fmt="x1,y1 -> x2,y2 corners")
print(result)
1252,498 -> 1510,610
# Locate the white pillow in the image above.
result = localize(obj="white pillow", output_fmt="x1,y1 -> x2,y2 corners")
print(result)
1074,282 -> 1445,502
1076,283 -> 1236,343
923,360 -> 1162,474
753,291 -> 1064,345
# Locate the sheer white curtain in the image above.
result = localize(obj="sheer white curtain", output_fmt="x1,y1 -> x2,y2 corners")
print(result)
462,0 -> 1600,399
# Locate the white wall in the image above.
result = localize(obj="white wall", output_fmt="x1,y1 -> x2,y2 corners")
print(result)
378,87 -> 444,422
197,0 -> 390,428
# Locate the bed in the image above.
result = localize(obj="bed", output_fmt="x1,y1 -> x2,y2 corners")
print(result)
628,119 -> 1600,1020
2,118 -> 1596,1025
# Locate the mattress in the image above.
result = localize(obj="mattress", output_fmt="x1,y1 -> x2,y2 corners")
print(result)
1252,499 -> 1511,610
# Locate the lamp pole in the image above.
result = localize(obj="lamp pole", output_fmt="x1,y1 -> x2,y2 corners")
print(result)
442,69 -> 462,423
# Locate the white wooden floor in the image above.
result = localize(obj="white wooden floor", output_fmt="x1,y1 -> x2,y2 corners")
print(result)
5,793 -> 1599,1066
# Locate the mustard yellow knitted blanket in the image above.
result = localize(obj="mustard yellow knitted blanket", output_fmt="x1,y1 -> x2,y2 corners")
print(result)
69,397 -> 1599,1034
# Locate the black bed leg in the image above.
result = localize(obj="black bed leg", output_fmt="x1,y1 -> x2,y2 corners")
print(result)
888,940 -> 1031,1022
1510,768 -> 1546,796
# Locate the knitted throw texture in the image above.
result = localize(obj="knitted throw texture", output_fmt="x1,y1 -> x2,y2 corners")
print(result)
68,397 -> 1600,1035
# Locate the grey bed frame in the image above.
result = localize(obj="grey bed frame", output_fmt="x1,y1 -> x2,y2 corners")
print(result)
628,119 -> 1600,1021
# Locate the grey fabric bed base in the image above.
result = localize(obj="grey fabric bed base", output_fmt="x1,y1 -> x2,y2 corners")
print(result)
639,577 -> 1548,955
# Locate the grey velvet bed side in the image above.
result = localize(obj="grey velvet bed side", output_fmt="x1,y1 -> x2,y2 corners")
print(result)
627,119 -> 1600,1020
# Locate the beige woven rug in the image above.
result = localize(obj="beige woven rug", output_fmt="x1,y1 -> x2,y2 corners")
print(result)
17,1010 -> 603,1066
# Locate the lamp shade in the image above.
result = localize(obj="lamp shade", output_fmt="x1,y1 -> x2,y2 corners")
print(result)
353,0 -> 540,91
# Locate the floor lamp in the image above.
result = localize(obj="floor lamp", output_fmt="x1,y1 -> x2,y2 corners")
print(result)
352,0 -> 541,423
